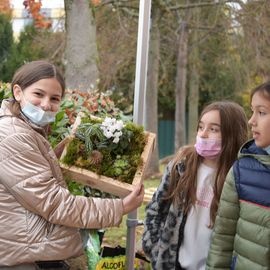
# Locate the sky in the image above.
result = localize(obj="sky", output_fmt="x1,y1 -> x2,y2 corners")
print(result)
10,0 -> 64,9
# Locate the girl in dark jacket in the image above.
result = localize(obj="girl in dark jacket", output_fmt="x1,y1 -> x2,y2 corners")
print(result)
207,81 -> 270,270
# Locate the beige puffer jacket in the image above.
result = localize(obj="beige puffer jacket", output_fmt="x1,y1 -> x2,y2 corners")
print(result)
0,100 -> 123,266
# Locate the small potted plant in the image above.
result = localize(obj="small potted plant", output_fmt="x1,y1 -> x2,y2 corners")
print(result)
60,113 -> 155,197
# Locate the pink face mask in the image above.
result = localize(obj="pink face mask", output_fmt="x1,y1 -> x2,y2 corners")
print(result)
194,136 -> 222,159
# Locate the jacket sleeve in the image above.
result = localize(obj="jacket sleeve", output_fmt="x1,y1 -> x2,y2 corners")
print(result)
142,162 -> 172,261
206,168 -> 240,270
0,132 -> 123,229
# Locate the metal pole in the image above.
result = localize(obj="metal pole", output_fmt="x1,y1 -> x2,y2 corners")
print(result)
132,0 -> 152,126
125,0 -> 152,269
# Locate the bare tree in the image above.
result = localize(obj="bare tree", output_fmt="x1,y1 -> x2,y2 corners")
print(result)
145,6 -> 160,175
187,4 -> 200,144
174,19 -> 189,150
64,0 -> 99,91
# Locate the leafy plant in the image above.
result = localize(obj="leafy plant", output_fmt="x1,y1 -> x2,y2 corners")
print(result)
76,122 -> 106,154
0,82 -> 12,106
48,89 -> 123,148
62,114 -> 146,184
66,179 -> 115,198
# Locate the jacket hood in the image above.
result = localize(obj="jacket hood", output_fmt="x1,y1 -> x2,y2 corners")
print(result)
0,99 -> 13,117
240,140 -> 267,155
0,99 -> 48,137
239,139 -> 270,165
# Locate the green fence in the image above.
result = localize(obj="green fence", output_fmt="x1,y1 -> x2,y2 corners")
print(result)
158,120 -> 175,159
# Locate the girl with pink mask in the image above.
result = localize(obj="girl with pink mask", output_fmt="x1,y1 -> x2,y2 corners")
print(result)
142,101 -> 248,270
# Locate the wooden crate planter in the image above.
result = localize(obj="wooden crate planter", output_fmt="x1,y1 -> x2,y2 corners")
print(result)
59,114 -> 156,198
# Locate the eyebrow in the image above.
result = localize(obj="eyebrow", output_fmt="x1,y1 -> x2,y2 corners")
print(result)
251,105 -> 269,110
34,88 -> 61,98
199,121 -> 221,127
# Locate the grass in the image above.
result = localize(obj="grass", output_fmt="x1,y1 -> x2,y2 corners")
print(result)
102,177 -> 161,248
67,174 -> 163,269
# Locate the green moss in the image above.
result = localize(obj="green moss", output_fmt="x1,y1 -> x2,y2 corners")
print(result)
62,139 -> 80,165
62,117 -> 146,184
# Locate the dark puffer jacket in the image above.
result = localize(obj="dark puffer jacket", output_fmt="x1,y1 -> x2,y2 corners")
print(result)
206,140 -> 270,270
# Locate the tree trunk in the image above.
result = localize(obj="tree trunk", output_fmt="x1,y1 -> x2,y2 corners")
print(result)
144,7 -> 160,176
188,56 -> 199,144
188,8 -> 200,144
64,0 -> 99,91
174,20 -> 188,150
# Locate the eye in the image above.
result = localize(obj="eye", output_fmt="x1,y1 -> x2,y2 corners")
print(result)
198,124 -> 204,131
51,96 -> 61,103
210,126 -> 220,133
34,92 -> 43,97
259,111 -> 266,116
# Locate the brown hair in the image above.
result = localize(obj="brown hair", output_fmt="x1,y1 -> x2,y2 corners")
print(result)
166,101 -> 248,227
9,60 -> 65,116
251,81 -> 270,101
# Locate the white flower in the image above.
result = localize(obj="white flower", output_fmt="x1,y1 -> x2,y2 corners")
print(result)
113,137 -> 120,143
114,131 -> 122,137
109,126 -> 116,133
103,117 -> 113,126
104,130 -> 113,138
115,120 -> 124,130
101,117 -> 124,144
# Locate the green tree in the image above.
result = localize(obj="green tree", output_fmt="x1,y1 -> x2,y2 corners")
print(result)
0,13 -> 13,81
0,24 -> 61,82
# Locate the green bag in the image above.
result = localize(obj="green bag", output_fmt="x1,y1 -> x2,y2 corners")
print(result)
84,231 -> 150,270
84,230 -> 102,270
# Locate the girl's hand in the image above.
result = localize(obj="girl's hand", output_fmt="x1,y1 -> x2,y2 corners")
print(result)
122,184 -> 144,215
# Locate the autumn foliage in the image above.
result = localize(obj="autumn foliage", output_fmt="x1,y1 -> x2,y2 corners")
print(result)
91,0 -> 101,6
23,0 -> 51,29
0,0 -> 11,16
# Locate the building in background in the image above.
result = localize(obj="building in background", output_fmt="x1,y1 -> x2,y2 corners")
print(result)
10,0 -> 65,38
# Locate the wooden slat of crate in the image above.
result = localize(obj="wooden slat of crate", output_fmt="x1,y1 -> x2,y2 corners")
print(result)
60,164 -> 134,197
60,130 -> 156,198
132,132 -> 156,186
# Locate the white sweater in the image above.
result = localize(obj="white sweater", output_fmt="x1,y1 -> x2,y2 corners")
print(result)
179,163 -> 216,270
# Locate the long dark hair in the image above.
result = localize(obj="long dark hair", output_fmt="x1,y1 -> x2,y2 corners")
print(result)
251,81 -> 270,101
165,101 -> 248,227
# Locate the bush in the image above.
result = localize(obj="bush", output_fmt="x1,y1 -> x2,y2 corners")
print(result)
0,82 -> 12,106
0,13 -> 13,82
